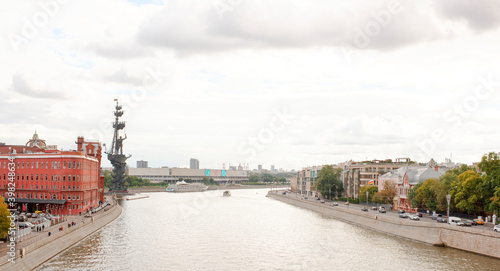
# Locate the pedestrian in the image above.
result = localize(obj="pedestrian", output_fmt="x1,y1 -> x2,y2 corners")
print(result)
48,232 -> 51,237
42,225 -> 45,231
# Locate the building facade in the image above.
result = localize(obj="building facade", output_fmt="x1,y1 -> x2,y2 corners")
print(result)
137,160 -> 148,168
295,165 -> 325,197
0,133 -> 104,216
340,159 -> 410,199
129,167 -> 248,184
378,160 -> 447,212
190,158 -> 199,169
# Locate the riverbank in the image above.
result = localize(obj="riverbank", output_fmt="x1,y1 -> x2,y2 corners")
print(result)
268,191 -> 500,259
0,201 -> 122,271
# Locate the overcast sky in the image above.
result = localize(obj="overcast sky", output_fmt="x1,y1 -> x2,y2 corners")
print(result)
2,0 -> 500,170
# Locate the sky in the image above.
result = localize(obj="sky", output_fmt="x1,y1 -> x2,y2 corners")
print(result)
1,0 -> 500,170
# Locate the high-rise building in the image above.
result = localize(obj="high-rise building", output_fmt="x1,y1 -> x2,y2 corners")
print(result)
137,160 -> 148,168
190,158 -> 199,169
271,165 -> 275,172
258,164 -> 262,171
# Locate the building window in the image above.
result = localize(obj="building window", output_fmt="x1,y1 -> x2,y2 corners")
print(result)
63,186 -> 65,190
73,195 -> 76,200
22,162 -> 24,168
31,174 -> 33,181
36,185 -> 38,189
68,161 -> 72,169
73,161 -> 76,169
73,176 -> 76,182
63,161 -> 66,169
62,195 -> 65,200
45,194 -> 47,199
63,175 -> 66,182
36,174 -> 38,181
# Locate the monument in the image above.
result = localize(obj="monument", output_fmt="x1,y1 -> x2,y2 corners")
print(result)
107,99 -> 131,193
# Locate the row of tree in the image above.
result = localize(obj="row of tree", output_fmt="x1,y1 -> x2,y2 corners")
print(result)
407,152 -> 500,215
248,173 -> 288,184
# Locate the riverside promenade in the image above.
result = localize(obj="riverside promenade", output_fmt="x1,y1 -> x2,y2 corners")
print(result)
268,190 -> 500,259
0,197 -> 122,271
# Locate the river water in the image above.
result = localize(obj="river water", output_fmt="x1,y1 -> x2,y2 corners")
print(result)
37,189 -> 500,271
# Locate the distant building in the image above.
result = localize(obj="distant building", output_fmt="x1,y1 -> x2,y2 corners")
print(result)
295,165 -> 333,197
258,164 -> 262,171
340,159 -> 409,199
378,159 -> 447,211
190,158 -> 199,169
128,167 -> 248,184
137,160 -> 148,168
271,165 -> 275,172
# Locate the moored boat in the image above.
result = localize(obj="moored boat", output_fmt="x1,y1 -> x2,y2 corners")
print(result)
166,181 -> 208,192
223,190 -> 231,197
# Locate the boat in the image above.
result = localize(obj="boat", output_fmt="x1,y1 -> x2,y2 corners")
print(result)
166,181 -> 208,192
126,195 -> 150,201
223,191 -> 231,197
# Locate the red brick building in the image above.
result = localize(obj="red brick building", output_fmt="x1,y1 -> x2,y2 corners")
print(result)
0,132 -> 104,216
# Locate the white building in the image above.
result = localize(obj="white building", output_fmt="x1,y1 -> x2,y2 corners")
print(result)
128,167 -> 249,184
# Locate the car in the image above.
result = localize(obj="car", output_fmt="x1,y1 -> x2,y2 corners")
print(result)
345,202 -> 350,205
416,212 -> 423,217
316,197 -> 321,201
304,196 -> 308,199
320,200 -> 325,204
31,213 -> 38,218
398,209 -> 405,214
437,217 -> 447,223
371,206 -> 378,210
399,213 -> 408,219
26,213 -> 32,218
282,192 -> 286,195
469,219 -> 478,226
331,202 -> 339,206
462,220 -> 473,227
456,221 -> 466,226
432,214 -> 442,220
409,214 -> 420,220
378,208 -> 386,213
473,219 -> 484,225
494,225 -> 500,232
361,207 -> 368,212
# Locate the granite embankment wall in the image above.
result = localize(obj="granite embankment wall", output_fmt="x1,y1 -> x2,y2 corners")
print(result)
0,204 -> 122,271
268,192 -> 500,259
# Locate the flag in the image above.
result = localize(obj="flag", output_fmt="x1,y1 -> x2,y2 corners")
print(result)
368,180 -> 375,185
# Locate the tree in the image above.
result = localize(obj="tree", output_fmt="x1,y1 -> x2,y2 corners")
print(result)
315,165 -> 342,199
407,182 -> 422,209
375,180 -> 397,205
359,185 -> 378,203
0,197 -> 10,240
478,152 -> 500,214
451,170 -> 483,214
415,178 -> 441,211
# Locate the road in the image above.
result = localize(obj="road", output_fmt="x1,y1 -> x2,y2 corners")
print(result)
276,190 -> 497,232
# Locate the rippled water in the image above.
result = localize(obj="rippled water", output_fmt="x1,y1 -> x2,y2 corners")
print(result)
37,189 -> 500,270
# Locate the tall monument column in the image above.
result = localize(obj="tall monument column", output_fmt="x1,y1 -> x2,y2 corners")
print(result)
107,99 -> 131,192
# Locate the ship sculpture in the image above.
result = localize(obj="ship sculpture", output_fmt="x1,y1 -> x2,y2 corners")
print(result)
107,99 -> 131,193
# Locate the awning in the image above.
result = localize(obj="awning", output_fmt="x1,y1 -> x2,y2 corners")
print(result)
4,198 -> 67,205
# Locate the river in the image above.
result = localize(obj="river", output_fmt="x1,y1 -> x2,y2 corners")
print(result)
37,189 -> 500,270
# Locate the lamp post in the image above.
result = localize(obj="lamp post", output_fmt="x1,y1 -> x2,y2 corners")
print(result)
366,191 -> 369,207
446,193 -> 451,218
329,187 -> 331,201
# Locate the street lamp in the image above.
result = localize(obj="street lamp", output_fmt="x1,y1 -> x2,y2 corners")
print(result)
446,193 -> 451,218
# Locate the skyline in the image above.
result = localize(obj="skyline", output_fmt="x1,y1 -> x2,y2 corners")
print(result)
2,0 -> 500,169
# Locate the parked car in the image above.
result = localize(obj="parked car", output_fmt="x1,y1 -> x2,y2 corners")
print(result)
456,220 -> 466,226
316,197 -> 321,201
31,213 -> 38,218
378,208 -> 386,213
416,212 -> 423,217
26,213 -> 32,218
371,206 -> 378,210
462,220 -> 473,227
494,225 -> 500,232
437,217 -> 447,223
398,209 -> 405,214
399,213 -> 409,218
409,214 -> 420,220
331,202 -> 338,206
345,202 -> 350,205
468,219 -> 478,226
320,200 -> 325,204
432,214 -> 442,220
473,219 -> 484,225
361,207 -> 368,212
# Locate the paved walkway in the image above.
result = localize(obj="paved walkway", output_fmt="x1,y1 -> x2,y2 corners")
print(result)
0,196 -> 118,255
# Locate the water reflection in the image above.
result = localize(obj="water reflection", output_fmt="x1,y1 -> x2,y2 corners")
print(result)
37,189 -> 500,271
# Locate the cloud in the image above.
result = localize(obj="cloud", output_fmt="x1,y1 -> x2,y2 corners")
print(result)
136,0 -> 449,54
436,0 -> 500,32
11,73 -> 67,100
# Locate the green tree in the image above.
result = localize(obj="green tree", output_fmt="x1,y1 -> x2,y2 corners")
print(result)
407,182 -> 422,209
415,178 -> 441,211
315,165 -> 342,199
451,170 -> 483,214
359,185 -> 378,203
478,152 -> 500,214
0,197 -> 10,240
